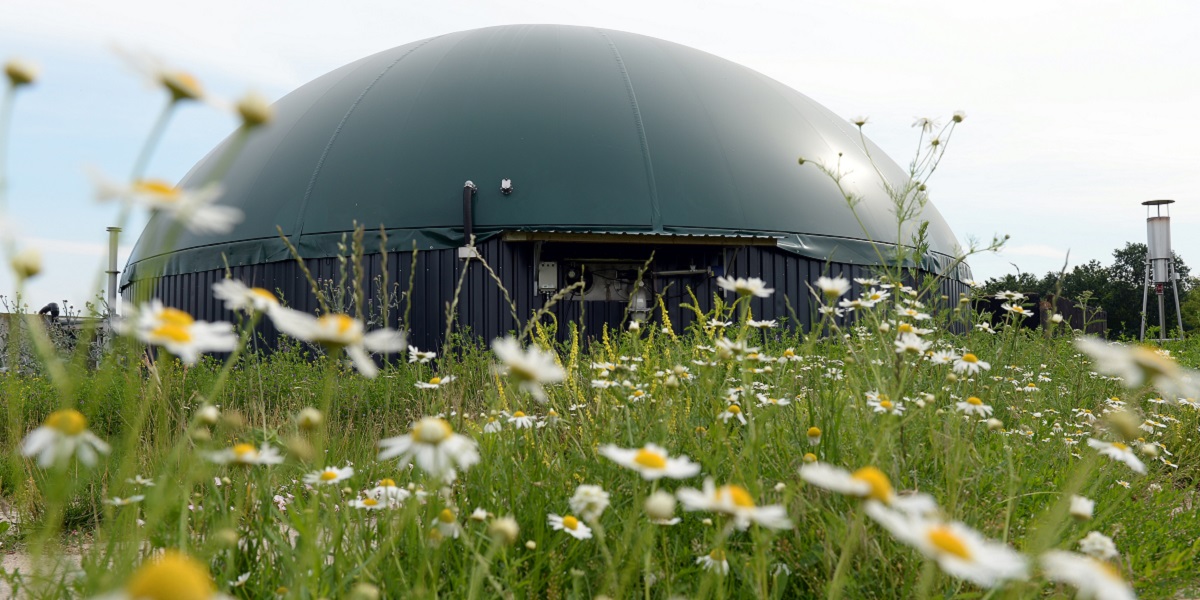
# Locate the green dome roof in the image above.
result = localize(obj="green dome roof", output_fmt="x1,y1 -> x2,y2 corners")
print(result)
125,24 -> 966,283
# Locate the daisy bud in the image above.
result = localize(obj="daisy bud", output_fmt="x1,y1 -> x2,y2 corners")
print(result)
986,418 -> 1004,431
628,320 -> 640,331
946,373 -> 958,382
5,58 -> 38,87
524,540 -> 537,550
189,428 -> 212,442
802,452 -> 817,463
286,436 -> 314,462
644,490 -> 676,521
702,518 -> 713,527
195,404 -> 221,426
664,375 -> 680,388
1105,410 -> 1140,441
797,157 -> 806,165
296,407 -> 324,431
236,90 -> 273,128
488,516 -> 520,545
952,110 -> 966,123
221,477 -> 231,486
851,115 -> 868,127
806,426 -> 821,446
878,322 -> 891,333
1069,495 -> 1094,521
1050,313 -> 1064,324
214,528 -> 239,547
348,583 -> 381,600
773,482 -> 786,492
10,247 -> 41,280
1141,443 -> 1159,458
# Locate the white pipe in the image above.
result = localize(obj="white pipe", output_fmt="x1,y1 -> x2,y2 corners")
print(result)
106,226 -> 121,317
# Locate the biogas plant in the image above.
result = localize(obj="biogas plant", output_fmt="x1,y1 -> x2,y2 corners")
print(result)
122,24 -> 971,349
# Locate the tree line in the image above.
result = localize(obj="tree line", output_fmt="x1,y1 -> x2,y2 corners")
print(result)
978,242 -> 1196,339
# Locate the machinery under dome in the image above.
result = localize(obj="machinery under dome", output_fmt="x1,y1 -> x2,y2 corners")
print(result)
123,24 -> 972,349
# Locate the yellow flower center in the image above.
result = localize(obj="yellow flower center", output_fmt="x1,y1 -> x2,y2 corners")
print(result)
45,409 -> 87,435
547,410 -> 559,417
634,448 -> 668,470
803,452 -> 817,463
232,443 -> 256,459
250,288 -> 277,303
411,418 -> 453,444
927,526 -> 971,560
378,478 -> 396,487
320,470 -> 338,481
163,72 -> 203,101
727,405 -> 741,414
439,508 -> 456,523
151,324 -> 192,343
1111,442 -> 1129,451
717,485 -> 756,508
512,411 -> 526,418
562,515 -> 580,530
851,467 -> 894,503
807,427 -> 821,438
362,498 -> 379,507
879,400 -> 894,410
783,349 -> 795,357
967,397 -> 983,406
429,377 -> 442,385
898,323 -> 914,333
961,353 -> 978,364
133,180 -> 181,200
125,551 -> 215,600
318,314 -> 356,337
708,549 -> 726,561
159,307 -> 195,327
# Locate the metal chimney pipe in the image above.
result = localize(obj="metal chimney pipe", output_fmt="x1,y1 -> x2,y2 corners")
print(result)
462,181 -> 477,246
106,226 -> 121,317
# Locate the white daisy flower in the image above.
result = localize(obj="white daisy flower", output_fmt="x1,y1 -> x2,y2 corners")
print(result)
1002,303 -> 1033,318
798,463 -> 936,514
269,308 -> 406,378
719,404 -> 747,424
716,276 -> 774,298
378,417 -> 480,483
676,478 -> 793,530
126,475 -> 156,487
92,171 -> 241,235
569,485 -> 611,522
929,350 -> 957,365
436,508 -> 463,539
482,417 -> 503,433
491,336 -> 565,402
599,443 -> 700,480
696,549 -> 730,575
814,276 -> 851,302
408,346 -> 437,364
817,306 -> 844,317
994,290 -> 1025,302
747,319 -> 777,329
1075,336 -> 1198,398
1086,439 -> 1146,474
868,397 -> 905,416
115,301 -> 238,366
348,496 -> 389,510
21,409 -> 111,468
955,397 -> 993,417
1078,531 -> 1120,560
365,478 -> 411,507
756,393 -> 790,408
96,550 -> 233,600
414,375 -> 455,389
865,502 -> 1029,587
547,514 -> 593,540
507,411 -> 537,429
953,352 -> 990,375
211,279 -> 279,314
303,465 -> 354,486
895,333 -> 932,355
1040,550 -> 1135,600
205,442 -> 284,466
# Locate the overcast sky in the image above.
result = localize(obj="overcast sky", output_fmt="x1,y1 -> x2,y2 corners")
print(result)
2,0 -> 1197,311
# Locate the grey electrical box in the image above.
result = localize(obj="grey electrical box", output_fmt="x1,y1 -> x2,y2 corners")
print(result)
538,261 -> 558,292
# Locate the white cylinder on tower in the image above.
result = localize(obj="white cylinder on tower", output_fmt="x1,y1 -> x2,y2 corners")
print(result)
1143,200 -> 1175,283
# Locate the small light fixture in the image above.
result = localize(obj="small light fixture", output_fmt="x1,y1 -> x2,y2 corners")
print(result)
500,178 -> 514,195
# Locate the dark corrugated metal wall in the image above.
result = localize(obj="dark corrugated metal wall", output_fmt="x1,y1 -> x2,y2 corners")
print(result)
124,238 -> 971,351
